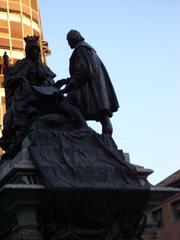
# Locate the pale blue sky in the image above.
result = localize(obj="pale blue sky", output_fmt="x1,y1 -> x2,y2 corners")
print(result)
39,0 -> 180,184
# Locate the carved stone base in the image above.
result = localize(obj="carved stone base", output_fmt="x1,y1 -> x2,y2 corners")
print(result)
0,184 -> 44,240
0,117 -> 179,240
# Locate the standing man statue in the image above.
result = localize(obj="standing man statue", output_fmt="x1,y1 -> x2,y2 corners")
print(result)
60,30 -> 119,134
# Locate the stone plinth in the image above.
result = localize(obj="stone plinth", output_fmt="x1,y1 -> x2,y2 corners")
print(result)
0,147 -> 44,240
0,124 -> 179,240
0,184 -> 44,240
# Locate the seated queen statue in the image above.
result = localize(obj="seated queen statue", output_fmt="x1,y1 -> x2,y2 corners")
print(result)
0,35 -> 87,159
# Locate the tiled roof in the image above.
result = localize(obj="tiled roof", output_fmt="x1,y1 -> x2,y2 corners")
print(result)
156,170 -> 180,187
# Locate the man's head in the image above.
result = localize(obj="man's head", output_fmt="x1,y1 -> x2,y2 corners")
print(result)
67,30 -> 85,49
24,35 -> 40,60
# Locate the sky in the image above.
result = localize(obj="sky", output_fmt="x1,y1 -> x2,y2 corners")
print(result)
39,0 -> 180,185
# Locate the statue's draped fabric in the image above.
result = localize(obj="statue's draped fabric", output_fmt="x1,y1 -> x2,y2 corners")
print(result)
67,41 -> 119,120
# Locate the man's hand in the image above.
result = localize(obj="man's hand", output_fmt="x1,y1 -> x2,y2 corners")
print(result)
60,88 -> 68,94
54,78 -> 70,88
60,78 -> 78,94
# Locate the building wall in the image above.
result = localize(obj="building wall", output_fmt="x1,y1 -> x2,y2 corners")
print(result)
144,193 -> 180,240
0,0 -> 41,60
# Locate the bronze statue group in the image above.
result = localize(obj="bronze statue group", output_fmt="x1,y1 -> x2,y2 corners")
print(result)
0,30 -> 119,159
0,31 -> 150,240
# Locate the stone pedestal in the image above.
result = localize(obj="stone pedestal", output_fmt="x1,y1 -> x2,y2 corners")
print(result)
0,149 -> 44,240
0,184 -> 44,240
0,132 -> 179,240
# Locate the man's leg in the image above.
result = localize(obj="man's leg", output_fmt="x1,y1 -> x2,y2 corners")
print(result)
100,115 -> 113,135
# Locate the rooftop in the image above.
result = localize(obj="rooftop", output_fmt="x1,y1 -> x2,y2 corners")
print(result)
157,170 -> 180,188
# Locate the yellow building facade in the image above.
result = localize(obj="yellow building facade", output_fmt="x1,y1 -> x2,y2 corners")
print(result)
0,0 -> 49,136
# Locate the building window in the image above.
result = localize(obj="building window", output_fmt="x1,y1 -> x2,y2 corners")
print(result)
172,200 -> 180,221
22,5 -> 31,16
9,0 -> 20,12
12,39 -> 24,50
10,22 -> 23,38
31,0 -> 38,12
152,209 -> 164,228
0,38 -> 10,48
